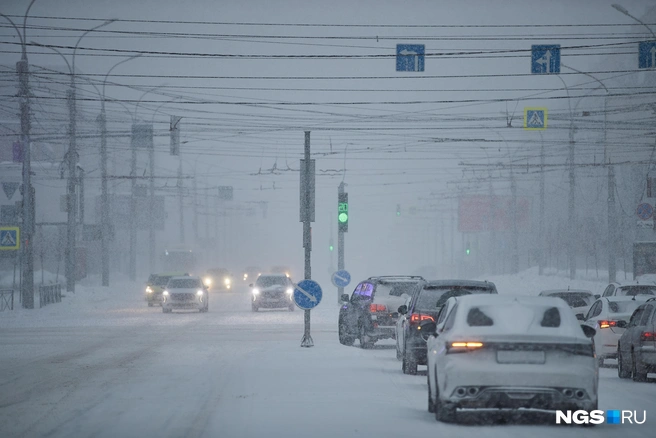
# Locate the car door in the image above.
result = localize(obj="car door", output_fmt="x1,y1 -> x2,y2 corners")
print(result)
396,292 -> 413,354
584,300 -> 604,353
633,304 -> 654,350
344,282 -> 374,331
602,284 -> 615,297
620,307 -> 642,358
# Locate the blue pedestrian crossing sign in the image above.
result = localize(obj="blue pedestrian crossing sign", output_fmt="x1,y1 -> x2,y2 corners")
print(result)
639,41 -> 656,69
0,226 -> 19,250
331,270 -> 351,288
293,279 -> 323,310
396,44 -> 425,72
531,45 -> 560,74
524,107 -> 548,130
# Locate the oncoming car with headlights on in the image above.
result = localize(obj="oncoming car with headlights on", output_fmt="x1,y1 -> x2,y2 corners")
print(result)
145,272 -> 188,307
250,274 -> 295,312
162,276 -> 209,313
203,268 -> 233,292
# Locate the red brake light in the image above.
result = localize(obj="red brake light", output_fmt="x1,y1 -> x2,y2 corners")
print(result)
369,304 -> 387,313
410,313 -> 435,324
599,320 -> 617,329
641,331 -> 656,341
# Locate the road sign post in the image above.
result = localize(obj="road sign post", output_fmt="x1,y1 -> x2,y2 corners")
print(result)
300,131 -> 315,347
337,183 -> 347,304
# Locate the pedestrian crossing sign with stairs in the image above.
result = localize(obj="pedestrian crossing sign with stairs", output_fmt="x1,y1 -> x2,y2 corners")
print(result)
0,226 -> 19,250
524,107 -> 547,130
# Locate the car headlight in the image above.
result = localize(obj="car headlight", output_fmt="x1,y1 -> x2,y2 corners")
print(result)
146,286 -> 153,293
224,277 -> 231,285
163,290 -> 169,296
196,289 -> 204,296
203,277 -> 212,287
243,273 -> 248,280
286,288 -> 293,295
252,288 -> 260,295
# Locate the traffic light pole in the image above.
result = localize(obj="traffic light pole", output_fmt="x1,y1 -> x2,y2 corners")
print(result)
337,182 -> 345,304
301,131 -> 313,348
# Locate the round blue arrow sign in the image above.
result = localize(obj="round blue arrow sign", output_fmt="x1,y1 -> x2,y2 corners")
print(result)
331,270 -> 351,288
293,279 -> 322,310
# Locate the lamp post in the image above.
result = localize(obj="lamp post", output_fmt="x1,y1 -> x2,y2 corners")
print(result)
0,0 -> 37,308
612,4 -> 656,39
32,18 -> 115,293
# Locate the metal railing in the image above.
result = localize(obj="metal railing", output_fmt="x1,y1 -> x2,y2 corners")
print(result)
39,284 -> 62,308
0,289 -> 14,311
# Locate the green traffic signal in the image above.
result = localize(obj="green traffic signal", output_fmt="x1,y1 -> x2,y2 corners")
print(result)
338,211 -> 348,223
466,248 -> 470,255
329,245 -> 334,251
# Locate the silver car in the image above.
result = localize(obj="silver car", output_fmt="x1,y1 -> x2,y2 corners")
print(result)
162,276 -> 209,313
425,295 -> 597,422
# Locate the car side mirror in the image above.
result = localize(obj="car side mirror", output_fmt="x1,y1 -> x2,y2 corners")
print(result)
340,294 -> 350,303
615,320 -> 628,329
418,320 -> 437,340
581,325 -> 596,338
249,283 -> 253,288
398,305 -> 408,315
575,313 -> 585,321
594,294 -> 600,300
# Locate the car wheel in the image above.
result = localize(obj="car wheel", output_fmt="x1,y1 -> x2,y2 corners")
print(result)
288,304 -> 295,311
434,394 -> 456,423
427,373 -> 435,413
402,351 -> 418,375
631,350 -> 648,382
617,347 -> 630,378
252,304 -> 259,312
338,320 -> 355,346
162,307 -> 171,313
359,324 -> 373,349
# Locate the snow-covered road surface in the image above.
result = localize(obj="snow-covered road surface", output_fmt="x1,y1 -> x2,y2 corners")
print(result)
0,281 -> 654,438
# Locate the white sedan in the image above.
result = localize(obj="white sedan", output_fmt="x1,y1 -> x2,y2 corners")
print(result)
425,295 -> 598,423
582,296 -> 651,366
161,276 -> 209,313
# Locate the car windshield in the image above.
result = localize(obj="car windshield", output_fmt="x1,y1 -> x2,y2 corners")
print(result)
549,293 -> 593,308
617,286 -> 656,297
256,276 -> 289,287
167,278 -> 202,289
608,300 -> 643,314
152,276 -> 172,286
416,286 -> 493,310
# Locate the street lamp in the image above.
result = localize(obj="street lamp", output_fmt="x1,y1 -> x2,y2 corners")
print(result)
612,4 -> 656,39
0,0 -> 38,308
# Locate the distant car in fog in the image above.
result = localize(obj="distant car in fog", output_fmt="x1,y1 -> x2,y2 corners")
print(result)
338,276 -> 425,349
270,265 -> 292,278
250,274 -> 295,312
162,276 -> 209,313
145,272 -> 189,307
601,281 -> 656,298
242,266 -> 262,283
204,268 -> 233,292
538,289 -> 597,320
617,297 -> 656,382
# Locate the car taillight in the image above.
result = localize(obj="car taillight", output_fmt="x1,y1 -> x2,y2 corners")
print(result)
447,341 -> 484,353
599,320 -> 618,329
409,313 -> 435,324
369,304 -> 387,313
641,331 -> 656,342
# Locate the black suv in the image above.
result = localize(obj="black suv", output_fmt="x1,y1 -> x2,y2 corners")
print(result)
338,276 -> 425,348
396,279 -> 498,374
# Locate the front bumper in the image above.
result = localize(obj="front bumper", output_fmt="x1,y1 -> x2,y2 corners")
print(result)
146,292 -> 163,303
253,293 -> 293,308
162,293 -> 206,310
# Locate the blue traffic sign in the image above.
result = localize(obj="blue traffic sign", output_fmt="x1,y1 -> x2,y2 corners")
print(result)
637,203 -> 653,220
396,44 -> 425,72
531,45 -> 560,74
0,227 -> 19,250
293,279 -> 323,310
524,107 -> 547,130
331,270 -> 351,288
639,41 -> 656,69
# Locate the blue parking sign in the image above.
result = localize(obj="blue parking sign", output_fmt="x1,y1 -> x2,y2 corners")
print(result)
639,41 -> 656,69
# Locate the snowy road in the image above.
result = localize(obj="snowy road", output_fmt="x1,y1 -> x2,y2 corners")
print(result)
0,285 -> 654,438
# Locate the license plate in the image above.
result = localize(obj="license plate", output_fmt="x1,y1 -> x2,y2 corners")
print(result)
496,350 -> 545,364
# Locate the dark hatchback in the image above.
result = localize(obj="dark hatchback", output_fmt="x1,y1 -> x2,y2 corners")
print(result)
396,279 -> 498,374
338,276 -> 425,349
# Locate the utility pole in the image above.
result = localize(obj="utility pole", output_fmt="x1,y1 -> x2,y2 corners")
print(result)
65,76 -> 78,293
178,158 -> 184,244
148,138 -> 155,272
193,176 -> 198,243
98,101 -> 109,286
129,126 -> 137,282
300,131 -> 315,348
510,167 -> 519,274
539,136 -> 545,275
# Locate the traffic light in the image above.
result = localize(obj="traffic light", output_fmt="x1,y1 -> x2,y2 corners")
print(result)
329,237 -> 334,252
338,192 -> 348,232
329,244 -> 334,251
396,204 -> 401,216
465,241 -> 471,256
